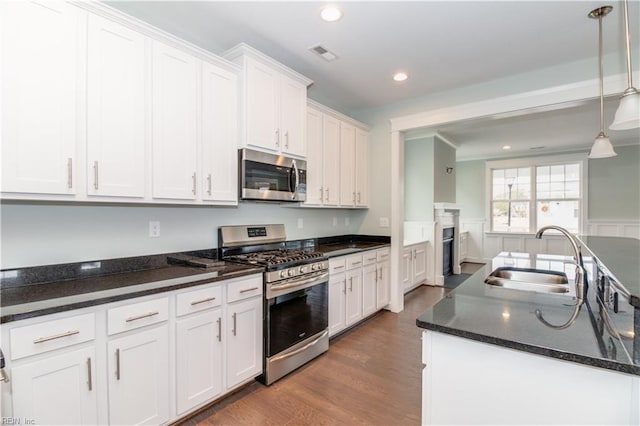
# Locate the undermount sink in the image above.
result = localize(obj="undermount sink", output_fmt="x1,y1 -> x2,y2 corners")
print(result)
484,267 -> 570,294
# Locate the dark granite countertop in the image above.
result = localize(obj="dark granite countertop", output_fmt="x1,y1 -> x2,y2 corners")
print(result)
417,253 -> 638,376
313,235 -> 390,258
0,254 -> 262,323
577,236 -> 640,308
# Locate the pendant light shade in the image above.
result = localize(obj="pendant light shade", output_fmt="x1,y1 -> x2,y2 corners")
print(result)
610,89 -> 640,130
588,6 -> 617,159
589,133 -> 618,158
610,0 -> 640,130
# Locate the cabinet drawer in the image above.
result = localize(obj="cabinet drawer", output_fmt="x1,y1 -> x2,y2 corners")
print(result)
176,284 -> 222,317
227,275 -> 262,303
329,257 -> 346,274
377,247 -> 390,262
10,313 -> 95,360
362,250 -> 378,266
346,254 -> 363,270
108,297 -> 169,335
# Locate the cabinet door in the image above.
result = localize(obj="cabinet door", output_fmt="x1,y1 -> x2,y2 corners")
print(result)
322,115 -> 341,206
339,122 -> 356,206
413,243 -> 428,285
345,269 -> 363,326
176,308 -> 223,415
377,260 -> 391,309
328,272 -> 346,337
246,58 -> 279,152
108,325 -> 169,426
362,264 -> 378,317
226,297 -> 262,389
87,14 -> 145,198
151,41 -> 198,199
202,62 -> 238,202
12,347 -> 97,425
305,108 -> 324,205
279,75 -> 307,157
402,247 -> 413,291
1,1 -> 79,195
355,129 -> 369,207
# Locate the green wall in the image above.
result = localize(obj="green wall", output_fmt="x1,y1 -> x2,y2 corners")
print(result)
404,137 -> 434,221
588,144 -> 640,220
456,160 -> 486,219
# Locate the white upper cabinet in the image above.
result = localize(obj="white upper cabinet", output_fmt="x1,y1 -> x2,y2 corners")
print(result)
201,62 -> 238,203
151,41 -> 199,200
305,107 -> 324,205
1,1 -> 80,195
304,101 -> 370,209
355,128 -> 370,207
87,14 -> 146,198
339,122 -> 356,206
224,43 -> 312,158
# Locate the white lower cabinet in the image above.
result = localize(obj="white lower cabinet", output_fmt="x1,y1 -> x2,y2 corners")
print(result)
107,324 -> 170,426
403,242 -> 428,292
0,273 -> 263,425
226,296 -> 262,389
176,308 -> 223,415
11,346 -> 98,425
329,248 -> 389,337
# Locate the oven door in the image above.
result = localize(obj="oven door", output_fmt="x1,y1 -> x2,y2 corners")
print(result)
240,148 -> 307,202
265,273 -> 328,357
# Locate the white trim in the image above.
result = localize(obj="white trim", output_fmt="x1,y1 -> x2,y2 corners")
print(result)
390,72 -> 633,132
485,152 -> 588,169
434,132 -> 458,150
307,99 -> 371,131
390,131 -> 404,313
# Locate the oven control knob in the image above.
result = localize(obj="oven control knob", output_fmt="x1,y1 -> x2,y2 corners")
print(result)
280,270 -> 288,279
299,266 -> 307,274
288,269 -> 295,277
311,263 -> 317,271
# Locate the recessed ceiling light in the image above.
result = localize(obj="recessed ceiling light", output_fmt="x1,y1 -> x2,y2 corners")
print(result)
393,72 -> 408,82
320,6 -> 342,22
502,145 -> 512,150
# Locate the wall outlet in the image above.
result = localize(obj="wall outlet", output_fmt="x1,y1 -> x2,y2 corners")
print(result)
149,221 -> 160,238
297,218 -> 304,229
379,217 -> 390,228
332,217 -> 338,226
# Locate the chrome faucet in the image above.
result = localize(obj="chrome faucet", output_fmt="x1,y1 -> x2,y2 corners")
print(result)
534,225 -> 586,329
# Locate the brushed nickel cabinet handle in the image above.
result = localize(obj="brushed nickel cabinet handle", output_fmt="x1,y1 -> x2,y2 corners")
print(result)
192,172 -> 197,195
333,265 -> 345,270
87,358 -> 93,391
352,192 -> 356,204
319,187 -> 323,201
239,287 -> 259,294
378,268 -> 383,281
352,261 -> 362,266
217,317 -> 222,342
115,349 -> 121,380
125,311 -> 159,323
325,188 -> 329,202
358,192 -> 361,203
342,280 -> 346,294
93,161 -> 99,190
349,277 -> 353,292
67,158 -> 73,189
275,129 -> 280,147
285,130 -> 289,149
190,296 -> 216,306
207,173 -> 212,196
232,313 -> 237,336
33,329 -> 79,344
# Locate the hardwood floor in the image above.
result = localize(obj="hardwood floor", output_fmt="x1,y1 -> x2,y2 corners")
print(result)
179,280 -> 463,425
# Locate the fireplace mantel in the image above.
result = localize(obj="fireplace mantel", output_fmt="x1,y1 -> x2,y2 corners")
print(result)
433,204 -> 461,285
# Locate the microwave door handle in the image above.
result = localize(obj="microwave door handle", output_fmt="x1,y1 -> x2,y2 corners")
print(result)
291,160 -> 299,200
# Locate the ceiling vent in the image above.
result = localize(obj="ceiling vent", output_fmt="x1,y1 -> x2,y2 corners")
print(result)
309,44 -> 338,62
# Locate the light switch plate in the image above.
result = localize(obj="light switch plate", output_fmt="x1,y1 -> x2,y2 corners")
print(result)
379,217 -> 390,228
149,221 -> 160,237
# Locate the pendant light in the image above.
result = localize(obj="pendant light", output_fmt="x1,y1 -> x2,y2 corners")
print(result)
588,6 -> 617,159
610,0 -> 640,130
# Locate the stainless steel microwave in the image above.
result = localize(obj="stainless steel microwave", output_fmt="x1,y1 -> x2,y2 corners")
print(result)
239,149 -> 307,202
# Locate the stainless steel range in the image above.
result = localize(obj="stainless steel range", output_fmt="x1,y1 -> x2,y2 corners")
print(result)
219,224 -> 329,385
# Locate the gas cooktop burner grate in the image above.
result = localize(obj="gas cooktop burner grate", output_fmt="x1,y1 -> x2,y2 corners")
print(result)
226,249 -> 325,266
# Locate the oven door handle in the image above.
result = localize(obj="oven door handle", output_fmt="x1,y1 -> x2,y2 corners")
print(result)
269,330 -> 329,363
268,271 -> 329,295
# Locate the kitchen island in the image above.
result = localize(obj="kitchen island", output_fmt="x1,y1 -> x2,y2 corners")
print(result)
417,252 -> 639,425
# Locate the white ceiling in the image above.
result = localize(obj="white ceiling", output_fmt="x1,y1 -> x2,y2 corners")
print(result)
107,1 -> 640,160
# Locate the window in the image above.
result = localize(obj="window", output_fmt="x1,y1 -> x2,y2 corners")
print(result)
489,157 -> 584,233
